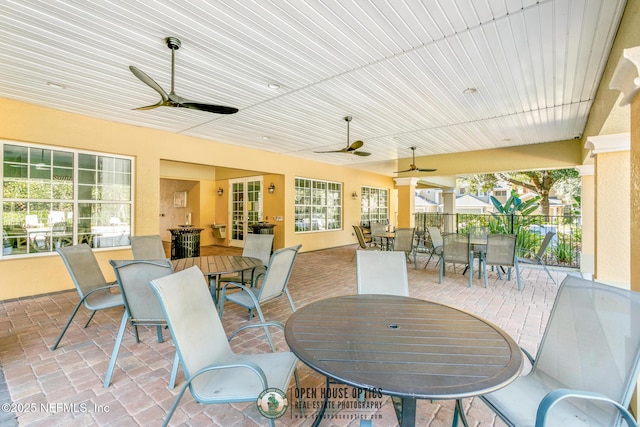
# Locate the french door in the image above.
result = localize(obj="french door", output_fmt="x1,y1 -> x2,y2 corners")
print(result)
229,177 -> 263,247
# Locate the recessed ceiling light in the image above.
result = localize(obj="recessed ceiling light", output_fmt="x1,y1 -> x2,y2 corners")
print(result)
261,136 -> 270,140
462,87 -> 477,94
267,83 -> 281,90
47,81 -> 66,89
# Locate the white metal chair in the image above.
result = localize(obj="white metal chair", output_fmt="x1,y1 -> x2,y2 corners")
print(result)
219,233 -> 273,286
51,244 -> 124,350
356,250 -> 409,296
439,233 -> 472,287
103,259 -> 179,388
482,234 -> 521,290
149,266 -> 300,427
129,235 -> 167,260
518,231 -> 557,285
480,276 -> 640,426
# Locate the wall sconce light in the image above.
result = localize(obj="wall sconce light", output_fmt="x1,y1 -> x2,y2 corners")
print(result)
217,187 -> 224,196
352,191 -> 358,199
268,183 -> 275,194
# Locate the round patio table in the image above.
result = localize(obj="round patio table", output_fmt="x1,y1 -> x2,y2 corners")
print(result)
285,294 -> 523,427
172,255 -> 262,304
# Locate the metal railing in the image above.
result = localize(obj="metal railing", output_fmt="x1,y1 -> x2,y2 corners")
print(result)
415,212 -> 581,268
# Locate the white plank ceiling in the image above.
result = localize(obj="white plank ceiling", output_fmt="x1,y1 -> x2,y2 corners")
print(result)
0,0 -> 627,175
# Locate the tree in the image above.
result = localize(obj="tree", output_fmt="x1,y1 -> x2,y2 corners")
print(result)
460,169 -> 580,217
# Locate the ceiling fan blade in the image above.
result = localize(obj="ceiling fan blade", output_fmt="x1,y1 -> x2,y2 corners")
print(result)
181,102 -> 239,114
129,66 -> 169,102
348,140 -> 364,151
417,168 -> 437,172
314,149 -> 347,154
353,151 -> 371,156
133,101 -> 165,111
394,169 -> 412,173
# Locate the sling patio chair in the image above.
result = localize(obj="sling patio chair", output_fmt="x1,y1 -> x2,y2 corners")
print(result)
149,266 -> 300,427
129,234 -> 167,260
439,233 -> 473,288
51,244 -> 124,350
480,275 -> 640,426
103,259 -> 179,388
482,234 -> 522,290
392,227 -> 417,269
356,250 -> 409,296
352,225 -> 380,261
219,233 -> 273,287
424,226 -> 444,268
518,231 -> 557,285
218,245 -> 301,348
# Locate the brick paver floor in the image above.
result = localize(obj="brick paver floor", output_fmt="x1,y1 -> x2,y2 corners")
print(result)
0,244 -> 566,426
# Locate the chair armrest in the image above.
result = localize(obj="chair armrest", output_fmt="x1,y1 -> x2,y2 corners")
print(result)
188,360 -> 268,390
536,389 -> 638,427
520,346 -> 535,365
82,283 -> 120,299
228,321 -> 286,345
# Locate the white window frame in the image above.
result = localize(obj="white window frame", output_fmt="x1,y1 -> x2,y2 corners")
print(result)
1,140 -> 134,258
294,177 -> 342,233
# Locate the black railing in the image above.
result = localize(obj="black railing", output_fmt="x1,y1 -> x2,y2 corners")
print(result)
415,212 -> 581,268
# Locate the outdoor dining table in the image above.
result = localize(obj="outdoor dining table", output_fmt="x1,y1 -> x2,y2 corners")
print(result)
284,294 -> 523,427
171,255 -> 262,303
371,231 -> 395,250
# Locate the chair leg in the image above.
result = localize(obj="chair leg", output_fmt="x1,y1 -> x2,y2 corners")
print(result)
285,289 -> 296,312
156,325 -> 163,343
515,259 -> 522,291
84,310 -> 97,328
439,260 -> 444,284
254,307 -> 275,351
50,300 -> 84,350
133,325 -> 140,343
541,262 -> 557,285
168,352 -> 180,389
162,381 -> 190,427
467,251 -> 473,288
104,312 -> 129,388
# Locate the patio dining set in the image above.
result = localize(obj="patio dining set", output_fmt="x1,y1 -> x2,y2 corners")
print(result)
43,232 -> 640,427
354,222 -> 558,291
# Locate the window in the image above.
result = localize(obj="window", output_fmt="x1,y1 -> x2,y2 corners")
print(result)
2,142 -> 133,257
294,178 -> 342,232
360,186 -> 388,228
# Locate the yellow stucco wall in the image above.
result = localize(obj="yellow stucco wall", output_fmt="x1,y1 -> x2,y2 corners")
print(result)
0,97 -> 396,299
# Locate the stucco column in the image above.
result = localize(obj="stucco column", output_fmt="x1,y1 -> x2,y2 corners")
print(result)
610,46 -> 640,293
584,134 -> 630,287
442,187 -> 456,233
575,165 -> 594,279
609,44 -> 640,423
394,177 -> 419,228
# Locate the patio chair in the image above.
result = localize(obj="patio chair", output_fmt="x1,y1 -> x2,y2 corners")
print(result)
424,226 -> 444,268
480,275 -> 640,427
104,259 -> 179,388
439,233 -> 472,287
518,231 -> 557,285
482,234 -> 521,290
392,227 -> 417,269
51,244 -> 124,350
370,221 -> 387,247
356,250 -> 409,296
352,225 -> 380,262
149,266 -> 300,427
219,233 -> 273,286
218,245 -> 301,346
129,234 -> 167,260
